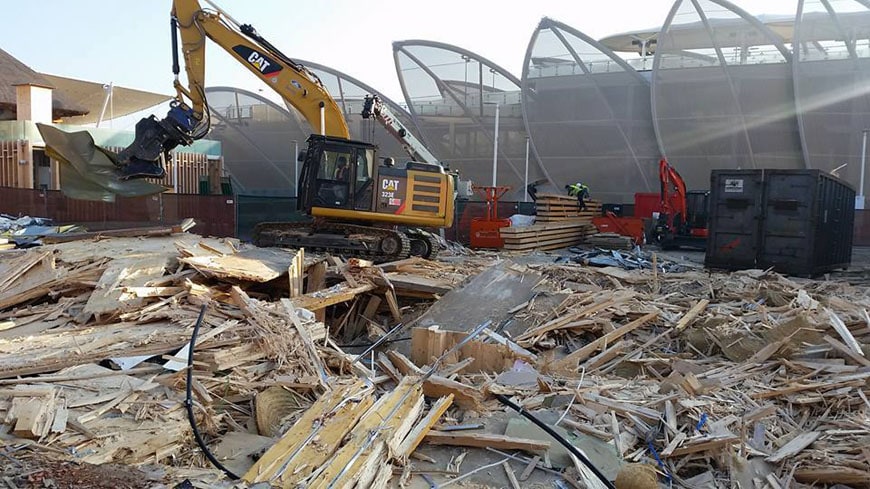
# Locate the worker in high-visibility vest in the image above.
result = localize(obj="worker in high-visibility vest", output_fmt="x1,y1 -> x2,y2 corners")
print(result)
565,182 -> 590,211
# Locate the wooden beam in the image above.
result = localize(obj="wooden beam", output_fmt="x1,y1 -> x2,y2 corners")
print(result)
550,312 -> 658,371
244,380 -> 375,485
674,299 -> 709,332
288,248 -> 304,298
424,431 -> 550,453
396,394 -> 454,458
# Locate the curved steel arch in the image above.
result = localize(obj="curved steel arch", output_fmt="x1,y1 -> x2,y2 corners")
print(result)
521,17 -> 658,202
393,39 -> 546,195
205,85 -> 309,195
651,0 -> 804,189
792,0 -> 870,193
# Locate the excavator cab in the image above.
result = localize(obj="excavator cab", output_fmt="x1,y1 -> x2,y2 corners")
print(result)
298,136 -> 377,213
298,134 -> 455,230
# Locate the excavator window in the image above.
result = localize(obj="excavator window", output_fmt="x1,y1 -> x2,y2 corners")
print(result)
315,150 -> 353,208
353,149 -> 375,211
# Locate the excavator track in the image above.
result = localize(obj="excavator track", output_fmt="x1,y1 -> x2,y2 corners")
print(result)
252,221 -> 411,263
405,229 -> 441,260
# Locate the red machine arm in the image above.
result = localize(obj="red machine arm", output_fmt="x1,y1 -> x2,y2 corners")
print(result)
659,158 -> 687,228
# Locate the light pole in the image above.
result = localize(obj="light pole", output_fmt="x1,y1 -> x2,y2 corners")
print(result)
292,140 -> 299,198
524,136 -> 530,202
461,55 -> 470,106
859,129 -> 868,210
484,101 -> 500,187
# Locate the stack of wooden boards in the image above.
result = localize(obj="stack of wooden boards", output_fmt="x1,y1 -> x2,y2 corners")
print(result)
501,220 -> 597,251
499,193 -> 599,251
534,193 -> 602,223
585,232 -> 636,250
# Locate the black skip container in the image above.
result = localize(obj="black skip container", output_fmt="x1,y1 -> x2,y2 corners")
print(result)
705,169 -> 855,276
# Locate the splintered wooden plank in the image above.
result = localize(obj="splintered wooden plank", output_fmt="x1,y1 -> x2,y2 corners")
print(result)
371,273 -> 453,297
423,376 -> 485,411
396,394 -> 454,458
83,255 -> 170,319
766,431 -> 821,463
424,431 -> 550,453
384,288 -> 402,321
825,308 -> 864,357
307,378 -> 423,489
288,248 -> 304,298
292,283 -> 375,312
674,299 -> 709,332
548,312 -> 659,370
244,380 -> 375,486
665,436 -> 739,457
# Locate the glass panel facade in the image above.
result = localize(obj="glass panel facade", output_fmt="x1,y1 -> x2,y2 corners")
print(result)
299,60 -> 424,162
793,0 -> 870,193
205,87 -> 307,196
523,18 -> 658,203
394,41 -> 543,199
652,0 -> 804,191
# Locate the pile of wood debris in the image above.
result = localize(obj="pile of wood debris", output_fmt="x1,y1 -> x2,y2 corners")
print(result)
0,232 -> 487,487
1,230 -> 869,488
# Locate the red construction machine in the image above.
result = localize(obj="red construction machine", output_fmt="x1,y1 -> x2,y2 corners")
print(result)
652,158 -> 709,250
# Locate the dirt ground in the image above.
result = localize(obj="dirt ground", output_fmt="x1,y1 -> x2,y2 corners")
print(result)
0,445 -> 166,489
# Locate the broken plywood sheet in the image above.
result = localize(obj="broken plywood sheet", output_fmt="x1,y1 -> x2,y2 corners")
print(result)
44,234 -> 212,264
180,247 -> 303,282
0,321 -> 190,378
83,255 -> 170,319
410,325 -> 535,373
415,260 -> 543,333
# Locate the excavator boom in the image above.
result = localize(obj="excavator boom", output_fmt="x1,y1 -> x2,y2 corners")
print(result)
105,0 -> 454,261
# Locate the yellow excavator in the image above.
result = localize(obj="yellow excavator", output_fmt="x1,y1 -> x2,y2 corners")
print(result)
55,0 -> 455,261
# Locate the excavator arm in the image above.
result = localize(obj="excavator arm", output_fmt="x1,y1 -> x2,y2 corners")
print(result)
659,157 -> 687,227
361,95 -> 440,166
116,0 -> 348,178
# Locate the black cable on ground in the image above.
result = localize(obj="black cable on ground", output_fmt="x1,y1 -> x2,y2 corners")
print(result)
185,305 -> 239,480
494,394 -> 616,489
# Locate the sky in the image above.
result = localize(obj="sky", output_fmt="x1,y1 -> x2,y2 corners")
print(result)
0,0 -> 800,127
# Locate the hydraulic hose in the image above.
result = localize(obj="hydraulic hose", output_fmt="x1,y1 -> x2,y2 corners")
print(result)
185,305 -> 239,480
